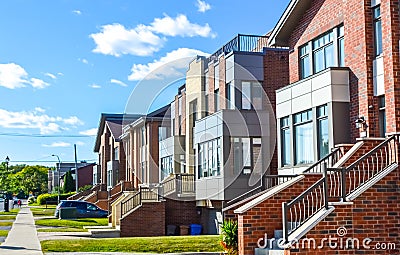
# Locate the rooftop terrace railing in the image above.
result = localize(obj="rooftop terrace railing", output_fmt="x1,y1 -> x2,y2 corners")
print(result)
207,34 -> 269,63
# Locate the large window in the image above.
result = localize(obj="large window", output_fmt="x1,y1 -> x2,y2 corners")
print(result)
373,5 -> 382,56
317,105 -> 329,159
160,156 -> 173,180
241,81 -> 263,110
281,117 -> 291,166
232,137 -> 262,174
294,110 -> 314,165
299,25 -> 344,78
313,32 -> 334,73
198,138 -> 221,178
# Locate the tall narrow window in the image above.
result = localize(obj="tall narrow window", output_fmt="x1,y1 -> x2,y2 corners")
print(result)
294,110 -> 314,165
338,25 -> 345,67
317,105 -> 329,159
281,117 -> 291,166
299,44 -> 310,79
378,96 -> 386,137
114,147 -> 119,160
241,81 -> 263,110
242,82 -> 251,110
313,31 -> 334,73
373,6 -> 382,56
214,88 -> 220,112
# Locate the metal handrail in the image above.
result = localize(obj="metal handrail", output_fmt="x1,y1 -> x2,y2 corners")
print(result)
328,134 -> 399,201
282,173 -> 328,243
304,148 -> 343,173
121,191 -> 141,218
225,175 -> 298,206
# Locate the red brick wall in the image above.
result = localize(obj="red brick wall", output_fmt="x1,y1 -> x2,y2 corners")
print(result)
290,167 -> 400,254
382,0 -> 400,134
208,63 -> 215,114
165,199 -> 201,228
219,55 -> 226,110
148,121 -> 160,184
120,201 -> 166,237
237,174 -> 322,255
264,49 -> 289,175
77,164 -> 94,188
118,142 -> 126,182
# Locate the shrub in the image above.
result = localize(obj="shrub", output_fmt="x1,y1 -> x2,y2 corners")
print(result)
78,185 -> 93,192
220,220 -> 238,255
36,192 -> 76,205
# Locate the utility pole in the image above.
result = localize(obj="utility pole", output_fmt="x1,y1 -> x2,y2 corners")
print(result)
74,144 -> 78,192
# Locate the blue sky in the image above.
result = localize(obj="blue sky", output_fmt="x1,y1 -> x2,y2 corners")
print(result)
0,0 -> 290,166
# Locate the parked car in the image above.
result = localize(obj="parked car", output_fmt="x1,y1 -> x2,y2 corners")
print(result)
55,200 -> 108,218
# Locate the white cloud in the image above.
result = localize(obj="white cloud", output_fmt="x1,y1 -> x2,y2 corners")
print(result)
0,63 -> 50,89
90,14 -> 215,57
57,72 -> 64,76
42,142 -> 71,148
79,58 -> 89,64
128,48 -> 209,81
0,108 -> 84,134
89,83 -> 101,89
90,23 -> 164,57
110,79 -> 127,87
79,128 -> 97,136
30,78 -> 50,89
149,14 -> 216,38
72,10 -> 82,15
75,141 -> 85,146
44,73 -> 57,79
196,0 -> 211,12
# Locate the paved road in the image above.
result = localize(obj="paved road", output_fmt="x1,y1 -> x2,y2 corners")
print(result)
0,206 -> 43,255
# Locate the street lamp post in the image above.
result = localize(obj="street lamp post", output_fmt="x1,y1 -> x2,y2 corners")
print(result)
4,156 -> 9,212
51,154 -> 61,204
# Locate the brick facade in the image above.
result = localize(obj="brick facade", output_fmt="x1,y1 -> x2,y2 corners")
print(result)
120,201 -> 166,237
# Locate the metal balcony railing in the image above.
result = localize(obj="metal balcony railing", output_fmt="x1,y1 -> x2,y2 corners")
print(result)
207,34 -> 269,63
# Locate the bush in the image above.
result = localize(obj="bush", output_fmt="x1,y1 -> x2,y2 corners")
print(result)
220,220 -> 238,255
78,185 -> 93,192
36,192 -> 76,205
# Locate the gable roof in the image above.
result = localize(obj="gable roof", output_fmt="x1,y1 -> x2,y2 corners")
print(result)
93,113 -> 142,152
268,0 -> 313,47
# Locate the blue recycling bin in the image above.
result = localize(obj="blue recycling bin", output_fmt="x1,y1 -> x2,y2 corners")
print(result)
190,224 -> 202,235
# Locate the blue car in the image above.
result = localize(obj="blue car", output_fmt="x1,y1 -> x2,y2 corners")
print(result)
55,200 -> 108,218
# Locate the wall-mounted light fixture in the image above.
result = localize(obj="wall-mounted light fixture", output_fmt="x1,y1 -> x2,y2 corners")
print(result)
355,116 -> 368,137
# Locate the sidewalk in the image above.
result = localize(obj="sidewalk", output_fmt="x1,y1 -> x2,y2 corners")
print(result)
0,205 -> 43,255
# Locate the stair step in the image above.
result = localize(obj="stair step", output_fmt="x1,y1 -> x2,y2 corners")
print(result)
83,226 -> 113,230
254,248 -> 284,255
89,228 -> 120,238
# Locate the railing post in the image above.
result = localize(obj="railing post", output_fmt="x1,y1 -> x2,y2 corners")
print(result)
176,174 -> 182,194
322,163 -> 329,210
341,168 -> 347,202
282,202 -> 288,244
237,34 -> 241,51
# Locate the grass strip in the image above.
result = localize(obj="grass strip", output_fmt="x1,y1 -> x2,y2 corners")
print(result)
0,215 -> 16,220
37,227 -> 88,232
0,221 -> 13,226
0,209 -> 19,215
41,235 -> 222,253
30,206 -> 56,217
0,230 -> 9,236
35,218 -> 107,229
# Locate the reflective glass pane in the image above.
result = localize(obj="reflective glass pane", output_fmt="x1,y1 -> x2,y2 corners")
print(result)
295,122 -> 314,165
318,118 -> 329,159
242,82 -> 251,110
314,48 -> 325,73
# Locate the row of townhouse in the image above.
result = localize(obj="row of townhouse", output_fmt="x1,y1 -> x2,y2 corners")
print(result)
71,0 -> 400,253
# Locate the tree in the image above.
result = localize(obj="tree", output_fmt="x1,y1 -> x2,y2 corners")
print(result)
11,165 -> 48,196
63,171 -> 75,193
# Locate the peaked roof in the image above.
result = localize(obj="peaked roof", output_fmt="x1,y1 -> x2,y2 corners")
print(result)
268,0 -> 313,47
93,113 -> 142,152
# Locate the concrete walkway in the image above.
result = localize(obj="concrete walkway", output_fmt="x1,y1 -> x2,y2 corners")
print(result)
0,206 -> 43,255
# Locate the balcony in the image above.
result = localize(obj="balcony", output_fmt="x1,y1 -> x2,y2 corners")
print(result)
207,34 -> 269,63
276,67 -> 350,119
159,136 -> 185,159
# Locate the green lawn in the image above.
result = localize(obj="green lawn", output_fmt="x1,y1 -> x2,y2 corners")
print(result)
0,209 -> 19,215
35,218 -> 107,229
29,205 -> 56,217
41,235 -> 223,253
0,215 -> 16,220
37,227 -> 87,232
0,230 -> 9,236
0,221 -> 13,227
